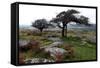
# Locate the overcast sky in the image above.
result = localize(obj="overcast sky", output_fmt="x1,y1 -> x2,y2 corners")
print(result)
19,4 -> 96,26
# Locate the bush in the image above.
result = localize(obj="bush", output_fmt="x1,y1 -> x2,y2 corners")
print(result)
19,52 -> 25,64
64,45 -> 75,58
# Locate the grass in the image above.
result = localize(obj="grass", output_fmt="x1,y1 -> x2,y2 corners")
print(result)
74,46 -> 96,60
39,39 -> 53,46
19,33 -> 53,46
61,36 -> 96,61
19,30 -> 96,62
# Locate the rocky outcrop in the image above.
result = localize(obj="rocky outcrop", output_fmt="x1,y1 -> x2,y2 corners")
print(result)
44,47 -> 67,62
19,40 -> 40,52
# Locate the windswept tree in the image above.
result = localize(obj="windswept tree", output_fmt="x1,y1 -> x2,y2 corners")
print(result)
50,9 -> 89,37
32,19 -> 48,33
32,19 -> 55,34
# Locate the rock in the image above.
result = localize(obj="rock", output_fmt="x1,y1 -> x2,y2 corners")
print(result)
48,37 -> 62,42
81,40 -> 87,45
87,43 -> 93,47
87,36 -> 96,43
19,40 -> 40,52
44,47 -> 67,61
49,42 -> 63,47
19,40 -> 30,46
41,41 -> 63,49
45,47 -> 67,56
25,58 -> 54,63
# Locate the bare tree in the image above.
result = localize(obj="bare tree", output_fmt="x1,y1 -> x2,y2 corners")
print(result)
32,19 -> 48,33
50,9 -> 89,37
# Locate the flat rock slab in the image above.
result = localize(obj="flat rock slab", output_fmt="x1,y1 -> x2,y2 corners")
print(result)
44,47 -> 67,57
48,37 -> 62,42
41,41 -> 63,49
48,41 -> 63,47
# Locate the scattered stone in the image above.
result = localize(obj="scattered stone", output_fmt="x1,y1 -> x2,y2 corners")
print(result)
44,47 -> 67,61
87,43 -> 93,47
48,37 -> 62,42
19,40 -> 40,52
81,41 -> 87,45
48,42 -> 63,47
87,36 -> 96,43
25,58 -> 54,63
41,41 -> 63,49
19,40 -> 30,46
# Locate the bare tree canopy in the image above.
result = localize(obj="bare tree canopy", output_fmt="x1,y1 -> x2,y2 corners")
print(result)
32,19 -> 55,33
32,19 -> 48,33
50,9 -> 90,37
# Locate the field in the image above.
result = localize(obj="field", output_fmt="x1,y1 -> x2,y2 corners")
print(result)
19,28 -> 96,64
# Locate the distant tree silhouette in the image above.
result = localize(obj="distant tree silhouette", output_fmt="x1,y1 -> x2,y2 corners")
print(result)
32,19 -> 55,34
50,9 -> 89,37
32,19 -> 48,34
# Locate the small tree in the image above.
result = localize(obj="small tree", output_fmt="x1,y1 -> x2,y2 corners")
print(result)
32,19 -> 48,33
50,9 -> 89,37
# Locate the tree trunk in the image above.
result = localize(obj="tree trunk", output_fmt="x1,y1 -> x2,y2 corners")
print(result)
40,29 -> 43,35
65,24 -> 67,37
62,23 -> 65,37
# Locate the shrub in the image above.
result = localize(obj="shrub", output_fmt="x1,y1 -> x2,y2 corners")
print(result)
19,52 -> 25,64
19,40 -> 40,52
64,45 -> 75,58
